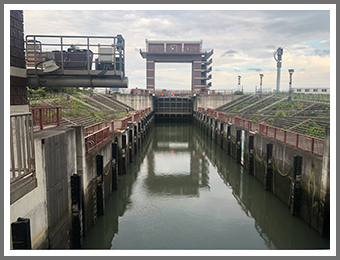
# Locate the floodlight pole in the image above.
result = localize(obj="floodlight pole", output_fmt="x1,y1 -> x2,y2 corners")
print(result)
288,69 -> 294,101
238,75 -> 241,91
259,74 -> 264,98
276,47 -> 283,92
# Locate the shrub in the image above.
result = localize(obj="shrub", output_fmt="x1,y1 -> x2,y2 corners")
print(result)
275,110 -> 286,117
36,88 -> 46,97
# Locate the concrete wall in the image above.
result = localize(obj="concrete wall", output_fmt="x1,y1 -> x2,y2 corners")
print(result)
195,94 -> 239,110
114,93 -> 153,111
10,126 -> 78,249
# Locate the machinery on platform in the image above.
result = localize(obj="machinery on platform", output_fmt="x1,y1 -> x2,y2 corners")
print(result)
25,35 -> 128,88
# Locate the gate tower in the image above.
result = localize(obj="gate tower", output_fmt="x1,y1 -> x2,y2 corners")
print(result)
140,40 -> 213,93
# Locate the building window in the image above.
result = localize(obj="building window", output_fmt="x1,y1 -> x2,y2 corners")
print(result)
187,47 -> 189,51
167,46 -> 170,51
155,46 -> 158,51
313,89 -> 318,92
191,46 -> 193,51
297,89 -> 301,92
194,47 -> 197,52
322,89 -> 327,92
151,46 -> 153,51
305,89 -> 310,92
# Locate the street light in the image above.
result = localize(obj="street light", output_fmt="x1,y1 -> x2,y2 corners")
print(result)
259,74 -> 264,98
288,69 -> 294,100
238,75 -> 241,91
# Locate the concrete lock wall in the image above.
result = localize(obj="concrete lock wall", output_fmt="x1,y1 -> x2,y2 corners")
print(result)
114,93 -> 153,111
195,94 -> 239,110
194,112 -> 330,237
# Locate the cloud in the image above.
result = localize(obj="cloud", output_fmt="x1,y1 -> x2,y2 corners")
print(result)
319,38 -> 330,45
221,50 -> 238,57
248,68 -> 263,72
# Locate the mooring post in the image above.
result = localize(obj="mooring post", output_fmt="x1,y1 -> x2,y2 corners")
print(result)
137,121 -> 141,148
111,142 -> 118,191
248,135 -> 254,176
290,155 -> 302,216
264,143 -> 273,191
236,130 -> 241,163
11,217 -> 32,249
96,154 -> 105,216
71,173 -> 83,248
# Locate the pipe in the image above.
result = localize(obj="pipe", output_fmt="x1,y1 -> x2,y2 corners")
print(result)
27,76 -> 128,88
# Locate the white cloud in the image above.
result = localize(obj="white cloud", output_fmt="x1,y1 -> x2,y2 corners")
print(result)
21,9 -> 331,92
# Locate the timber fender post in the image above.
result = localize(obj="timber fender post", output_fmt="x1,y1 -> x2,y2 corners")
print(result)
96,155 -> 105,216
248,135 -> 254,176
226,125 -> 231,155
236,130 -> 241,164
128,128 -> 133,164
290,155 -> 302,216
264,143 -> 273,192
71,173 -> 83,249
111,142 -> 118,191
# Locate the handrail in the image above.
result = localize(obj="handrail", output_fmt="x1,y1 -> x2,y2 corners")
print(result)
10,112 -> 36,183
29,105 -> 61,130
84,107 -> 151,152
197,107 -> 325,156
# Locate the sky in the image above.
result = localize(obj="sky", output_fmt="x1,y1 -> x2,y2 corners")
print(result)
19,5 -> 333,93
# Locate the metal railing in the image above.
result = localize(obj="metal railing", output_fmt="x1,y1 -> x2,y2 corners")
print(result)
84,107 -> 151,152
25,35 -> 125,76
85,126 -> 110,153
29,105 -> 61,130
198,107 -> 325,156
10,112 -> 36,184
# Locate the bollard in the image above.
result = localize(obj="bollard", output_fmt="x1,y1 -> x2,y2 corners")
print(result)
96,155 -> 105,215
264,143 -> 273,191
236,130 -> 241,163
290,155 -> 302,215
111,142 -> 118,190
220,123 -> 224,148
248,135 -> 254,176
11,217 -> 32,249
71,173 -> 83,248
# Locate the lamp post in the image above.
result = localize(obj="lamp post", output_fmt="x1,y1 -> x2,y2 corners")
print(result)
288,69 -> 294,101
275,47 -> 283,92
259,74 -> 264,98
238,75 -> 241,91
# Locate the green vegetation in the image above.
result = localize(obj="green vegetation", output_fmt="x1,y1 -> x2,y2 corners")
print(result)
275,110 -> 287,117
234,91 -> 244,95
265,118 -> 275,126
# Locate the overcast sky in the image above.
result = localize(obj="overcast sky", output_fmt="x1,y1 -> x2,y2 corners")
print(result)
20,5 -> 333,92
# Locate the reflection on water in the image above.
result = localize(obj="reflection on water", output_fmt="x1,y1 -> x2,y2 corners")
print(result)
82,123 -> 330,250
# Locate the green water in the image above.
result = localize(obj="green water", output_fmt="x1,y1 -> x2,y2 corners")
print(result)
82,123 -> 330,250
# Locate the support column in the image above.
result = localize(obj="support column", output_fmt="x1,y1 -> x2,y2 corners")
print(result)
71,173 -> 83,248
236,130 -> 241,164
146,59 -> 155,91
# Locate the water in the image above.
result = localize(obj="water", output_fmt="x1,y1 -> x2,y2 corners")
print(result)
82,123 -> 330,250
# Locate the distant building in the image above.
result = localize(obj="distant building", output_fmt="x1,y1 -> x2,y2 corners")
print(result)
292,88 -> 330,94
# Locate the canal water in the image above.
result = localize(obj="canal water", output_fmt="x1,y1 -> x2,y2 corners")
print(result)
82,123 -> 330,250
